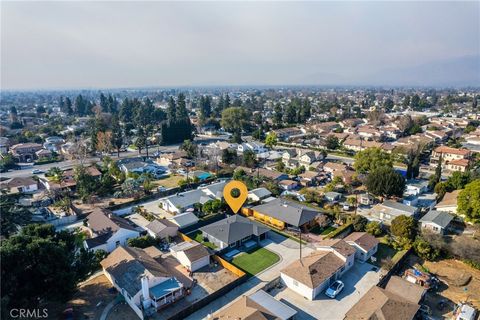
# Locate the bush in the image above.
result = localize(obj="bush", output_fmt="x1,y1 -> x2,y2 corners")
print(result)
366,221 -> 383,236
127,236 -> 158,248
391,215 -> 416,241
352,215 -> 368,232
413,236 -> 440,261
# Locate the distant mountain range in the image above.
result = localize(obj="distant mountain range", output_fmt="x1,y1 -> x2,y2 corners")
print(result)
302,55 -> 480,87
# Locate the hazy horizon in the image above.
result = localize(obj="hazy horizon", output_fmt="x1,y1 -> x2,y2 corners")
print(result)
2,1 -> 479,90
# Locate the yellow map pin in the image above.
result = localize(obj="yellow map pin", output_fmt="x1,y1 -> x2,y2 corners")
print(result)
223,180 -> 248,213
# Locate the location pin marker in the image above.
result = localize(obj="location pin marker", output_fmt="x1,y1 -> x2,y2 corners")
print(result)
223,180 -> 248,213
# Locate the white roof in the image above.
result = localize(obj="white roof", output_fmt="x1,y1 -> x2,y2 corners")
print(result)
249,290 -> 297,320
168,212 -> 199,228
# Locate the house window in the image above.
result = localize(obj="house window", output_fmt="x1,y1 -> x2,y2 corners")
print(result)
115,241 -> 120,247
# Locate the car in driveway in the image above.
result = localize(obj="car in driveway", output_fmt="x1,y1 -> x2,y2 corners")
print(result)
32,169 -> 44,174
325,280 -> 344,298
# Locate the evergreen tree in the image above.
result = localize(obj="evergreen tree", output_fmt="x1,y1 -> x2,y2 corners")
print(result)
99,93 -> 108,113
167,96 -> 176,122
176,93 -> 189,120
111,115 -> 123,157
74,95 -> 87,116
65,97 -> 73,115
273,103 -> 283,127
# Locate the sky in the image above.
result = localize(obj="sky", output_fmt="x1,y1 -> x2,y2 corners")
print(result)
1,1 -> 479,90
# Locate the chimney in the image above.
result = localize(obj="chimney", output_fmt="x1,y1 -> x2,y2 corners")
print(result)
141,276 -> 151,308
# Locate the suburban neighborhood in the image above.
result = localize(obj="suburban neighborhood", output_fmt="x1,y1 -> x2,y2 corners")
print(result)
1,1 -> 479,320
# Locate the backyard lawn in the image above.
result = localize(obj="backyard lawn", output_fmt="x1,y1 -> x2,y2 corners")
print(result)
189,231 -> 218,249
310,225 -> 337,236
231,247 -> 280,276
153,174 -> 184,189
372,242 -> 405,267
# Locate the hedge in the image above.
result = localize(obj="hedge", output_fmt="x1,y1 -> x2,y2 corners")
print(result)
324,222 -> 353,239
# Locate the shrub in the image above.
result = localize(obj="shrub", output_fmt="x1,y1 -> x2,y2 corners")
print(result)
365,221 -> 383,236
352,215 -> 368,232
413,236 -> 440,261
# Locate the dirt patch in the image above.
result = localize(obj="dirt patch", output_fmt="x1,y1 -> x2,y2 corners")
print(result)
67,274 -> 118,320
423,259 -> 480,310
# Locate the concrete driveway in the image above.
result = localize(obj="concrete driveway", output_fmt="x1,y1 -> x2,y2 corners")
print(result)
185,231 -> 314,320
271,262 -> 383,320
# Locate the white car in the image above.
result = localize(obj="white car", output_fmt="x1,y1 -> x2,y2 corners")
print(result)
32,169 -> 44,174
325,280 -> 344,298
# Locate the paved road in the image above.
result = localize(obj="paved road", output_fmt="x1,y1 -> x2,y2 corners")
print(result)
0,135 -> 226,179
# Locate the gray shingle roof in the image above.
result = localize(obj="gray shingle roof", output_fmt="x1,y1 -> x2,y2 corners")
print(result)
419,210 -> 454,228
252,198 -> 321,227
200,215 -> 269,245
382,200 -> 418,214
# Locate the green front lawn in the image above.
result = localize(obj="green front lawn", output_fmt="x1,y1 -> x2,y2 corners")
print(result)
231,247 -> 280,276
189,231 -> 218,249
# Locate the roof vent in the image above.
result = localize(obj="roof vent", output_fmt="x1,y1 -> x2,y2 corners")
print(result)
310,269 -> 317,275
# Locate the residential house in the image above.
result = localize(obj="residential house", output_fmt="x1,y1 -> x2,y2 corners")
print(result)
0,177 -> 38,194
435,190 -> 460,214
273,127 -> 305,141
344,232 -> 379,263
247,187 -> 272,203
281,239 -> 355,300
156,151 -> 190,168
297,150 -> 324,167
35,148 -> 52,160
118,158 -> 166,178
212,290 -> 297,320
43,136 -> 65,152
298,171 -> 323,187
84,208 -> 140,252
101,246 -> 186,319
9,143 -> 43,162
445,158 -> 470,172
343,139 -> 384,152
248,198 -> 322,231
237,141 -> 267,154
369,200 -> 419,225
359,193 -> 375,206
158,181 -> 226,214
43,166 -> 102,191
356,126 -> 384,140
405,179 -> 430,196
168,212 -> 199,229
430,146 -> 471,169
145,219 -> 178,240
402,195 -> 419,207
344,283 -> 421,320
199,215 -> 269,251
324,191 -> 342,202
278,179 -> 299,191
169,241 -> 210,272
323,162 -> 348,174
419,210 -> 454,234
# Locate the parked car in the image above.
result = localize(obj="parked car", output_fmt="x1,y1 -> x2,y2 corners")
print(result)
325,280 -> 344,298
32,169 -> 44,174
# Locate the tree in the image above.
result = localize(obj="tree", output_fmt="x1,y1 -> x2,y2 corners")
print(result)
111,115 -> 123,157
1,224 -> 99,318
352,215 -> 368,232
242,150 -> 257,168
64,97 -> 73,115
273,103 -> 283,127
96,131 -> 113,154
202,199 -> 224,214
366,166 -> 405,199
413,236 -> 440,261
354,147 -> 393,174
74,165 -> 99,202
265,132 -> 278,148
221,148 -> 237,164
221,107 -> 248,143
181,139 -> 198,159
391,215 -> 416,241
74,94 -> 88,116
429,154 -> 443,189
457,180 -> 480,223
46,166 -> 63,182
405,145 -> 422,180
283,103 -> 297,124
325,135 -> 339,150
0,195 -> 32,237
365,221 -> 383,236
